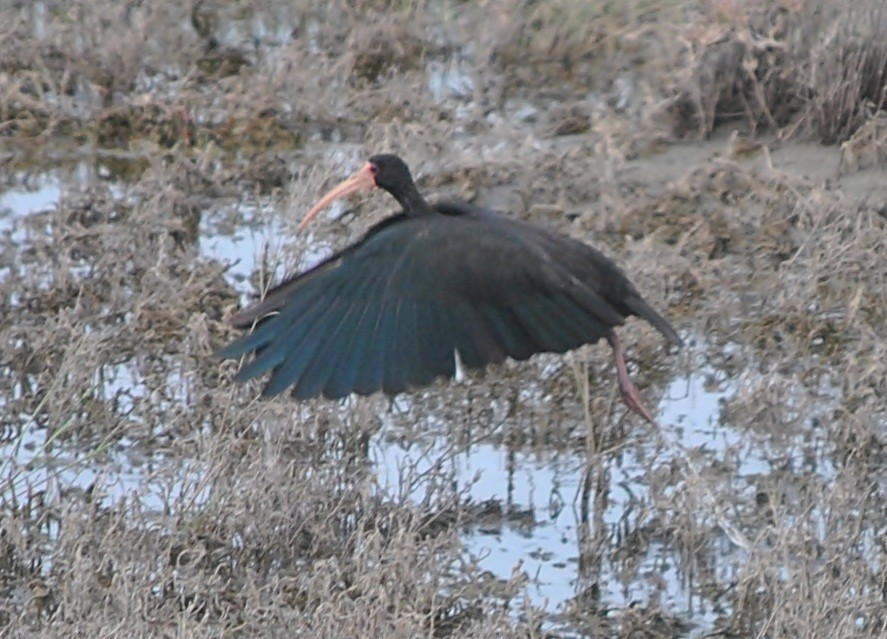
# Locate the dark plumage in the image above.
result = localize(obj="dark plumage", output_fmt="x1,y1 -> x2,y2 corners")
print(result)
218,154 -> 682,423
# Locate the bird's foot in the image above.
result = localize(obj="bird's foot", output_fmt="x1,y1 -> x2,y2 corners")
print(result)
607,332 -> 660,427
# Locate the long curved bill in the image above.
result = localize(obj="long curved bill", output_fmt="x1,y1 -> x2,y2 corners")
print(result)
297,163 -> 376,232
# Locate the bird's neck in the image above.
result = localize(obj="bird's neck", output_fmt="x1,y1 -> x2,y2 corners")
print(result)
394,183 -> 435,216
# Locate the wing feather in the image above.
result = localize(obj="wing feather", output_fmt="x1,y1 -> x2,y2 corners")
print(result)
442,302 -> 486,370
351,299 -> 390,396
218,205 -> 679,398
381,299 -> 415,395
262,294 -> 353,397
291,262 -> 396,399
320,296 -> 385,399
230,288 -> 336,383
291,302 -> 364,399
475,305 -> 537,361
411,301 -> 454,387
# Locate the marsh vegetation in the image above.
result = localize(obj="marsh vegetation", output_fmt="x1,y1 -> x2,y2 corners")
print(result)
1,1 -> 885,637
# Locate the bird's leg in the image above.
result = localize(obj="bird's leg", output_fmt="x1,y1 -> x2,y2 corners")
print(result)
607,332 -> 658,427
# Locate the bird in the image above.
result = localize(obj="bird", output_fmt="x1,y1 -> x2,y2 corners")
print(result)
217,154 -> 682,425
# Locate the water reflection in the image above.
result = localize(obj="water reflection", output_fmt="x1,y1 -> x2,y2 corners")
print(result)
373,365 -> 739,628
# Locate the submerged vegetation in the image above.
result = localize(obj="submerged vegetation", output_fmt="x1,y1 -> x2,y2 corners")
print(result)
1,1 -> 885,637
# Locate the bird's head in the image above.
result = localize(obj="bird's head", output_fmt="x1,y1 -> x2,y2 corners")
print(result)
365,154 -> 413,192
297,154 -> 414,232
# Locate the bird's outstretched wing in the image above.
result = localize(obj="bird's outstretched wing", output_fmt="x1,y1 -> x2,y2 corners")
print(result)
217,208 -> 672,399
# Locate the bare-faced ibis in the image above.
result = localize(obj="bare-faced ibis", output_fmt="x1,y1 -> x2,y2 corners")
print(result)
218,154 -> 682,424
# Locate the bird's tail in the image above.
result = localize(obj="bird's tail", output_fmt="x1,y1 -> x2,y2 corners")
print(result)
625,296 -> 683,347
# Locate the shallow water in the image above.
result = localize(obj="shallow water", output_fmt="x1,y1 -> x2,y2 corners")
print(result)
372,366 -> 735,627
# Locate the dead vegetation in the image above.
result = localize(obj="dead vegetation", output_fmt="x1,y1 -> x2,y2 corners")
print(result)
656,1 -> 887,141
1,0 -> 886,638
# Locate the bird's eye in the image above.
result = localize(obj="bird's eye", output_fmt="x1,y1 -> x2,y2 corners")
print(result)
369,163 -> 378,175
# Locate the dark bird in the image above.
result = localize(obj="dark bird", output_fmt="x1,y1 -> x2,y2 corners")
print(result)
218,154 -> 682,424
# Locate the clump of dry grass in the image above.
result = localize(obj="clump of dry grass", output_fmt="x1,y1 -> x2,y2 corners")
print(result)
656,0 -> 887,142
476,0 -> 690,82
798,6 -> 887,143
839,111 -> 887,173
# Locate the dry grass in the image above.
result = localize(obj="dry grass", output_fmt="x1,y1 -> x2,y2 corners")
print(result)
653,0 -> 887,141
1,1 -> 886,638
